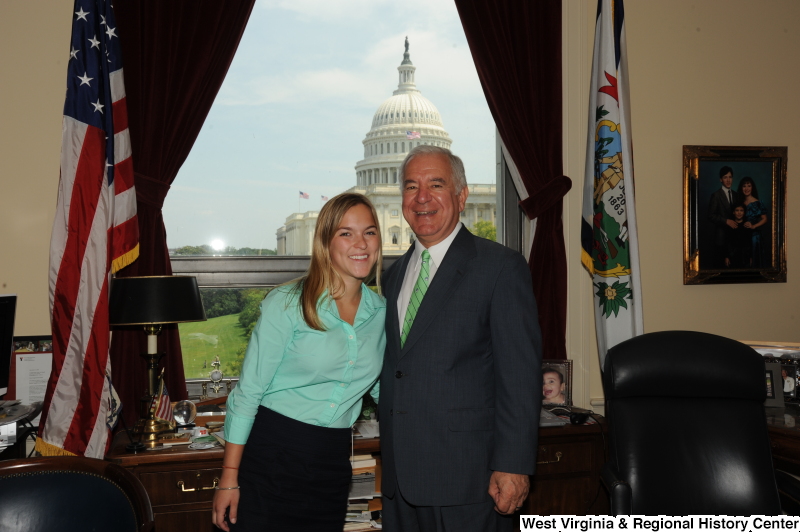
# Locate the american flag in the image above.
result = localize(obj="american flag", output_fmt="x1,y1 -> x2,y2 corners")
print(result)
150,373 -> 173,423
406,131 -> 421,140
321,195 -> 329,202
37,0 -> 138,458
299,191 -> 310,199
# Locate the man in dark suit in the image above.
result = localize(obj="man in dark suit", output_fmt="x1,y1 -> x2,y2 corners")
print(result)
708,166 -> 741,268
379,146 -> 542,531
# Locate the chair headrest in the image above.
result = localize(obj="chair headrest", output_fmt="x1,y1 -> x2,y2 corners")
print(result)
604,331 -> 766,401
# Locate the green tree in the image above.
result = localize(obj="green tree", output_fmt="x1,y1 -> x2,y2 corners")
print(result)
201,289 -> 245,319
470,220 -> 497,242
238,288 -> 269,338
173,245 -> 211,256
234,247 -> 277,256
227,343 -> 247,376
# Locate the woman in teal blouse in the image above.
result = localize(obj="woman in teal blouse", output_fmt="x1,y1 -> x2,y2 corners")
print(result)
212,193 -> 386,532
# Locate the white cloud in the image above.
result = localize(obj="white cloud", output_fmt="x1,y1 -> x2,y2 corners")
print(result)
218,68 -> 386,106
257,0 -> 457,26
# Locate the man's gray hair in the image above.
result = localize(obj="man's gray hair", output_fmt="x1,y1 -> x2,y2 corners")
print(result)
398,145 -> 467,193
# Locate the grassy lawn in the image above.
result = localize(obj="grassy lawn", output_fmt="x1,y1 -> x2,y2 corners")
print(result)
179,313 -> 250,378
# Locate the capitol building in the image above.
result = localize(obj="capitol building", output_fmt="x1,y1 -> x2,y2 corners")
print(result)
276,40 -> 496,256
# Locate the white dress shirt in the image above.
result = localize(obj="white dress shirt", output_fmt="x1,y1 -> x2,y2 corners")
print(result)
722,185 -> 733,204
397,222 -> 463,332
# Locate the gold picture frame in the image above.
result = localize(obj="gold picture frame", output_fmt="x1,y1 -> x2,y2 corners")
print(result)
683,145 -> 787,285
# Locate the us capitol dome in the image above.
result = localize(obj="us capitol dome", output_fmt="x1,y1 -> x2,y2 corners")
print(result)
277,39 -> 496,255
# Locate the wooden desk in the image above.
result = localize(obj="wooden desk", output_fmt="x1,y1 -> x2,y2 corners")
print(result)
107,421 -> 606,532
525,418 -> 608,517
767,406 -> 800,476
105,433 -> 380,532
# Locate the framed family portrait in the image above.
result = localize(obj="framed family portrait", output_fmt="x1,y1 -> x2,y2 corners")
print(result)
683,145 -> 787,285
542,359 -> 573,406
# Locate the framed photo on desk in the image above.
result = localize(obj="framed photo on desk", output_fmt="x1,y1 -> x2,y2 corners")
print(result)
542,360 -> 572,406
765,362 -> 785,408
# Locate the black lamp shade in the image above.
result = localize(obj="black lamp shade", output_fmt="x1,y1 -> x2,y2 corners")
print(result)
108,276 -> 206,325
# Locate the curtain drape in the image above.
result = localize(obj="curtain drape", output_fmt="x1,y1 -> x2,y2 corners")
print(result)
455,0 -> 571,360
111,0 -> 256,427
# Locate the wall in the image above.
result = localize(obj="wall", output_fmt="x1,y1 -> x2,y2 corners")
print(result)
2,3 -> 799,406
564,0 -> 800,410
0,3 -> 72,335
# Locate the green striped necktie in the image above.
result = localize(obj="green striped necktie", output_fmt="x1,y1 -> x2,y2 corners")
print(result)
401,249 -> 431,347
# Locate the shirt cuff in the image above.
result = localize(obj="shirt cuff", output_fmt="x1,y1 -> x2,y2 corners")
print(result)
223,412 -> 256,445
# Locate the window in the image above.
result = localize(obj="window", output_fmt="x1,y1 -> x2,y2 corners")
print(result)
165,3 -> 501,378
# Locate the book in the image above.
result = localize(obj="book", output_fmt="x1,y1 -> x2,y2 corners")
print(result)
156,433 -> 191,446
351,458 -> 377,469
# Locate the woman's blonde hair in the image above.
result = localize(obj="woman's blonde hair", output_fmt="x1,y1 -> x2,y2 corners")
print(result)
297,192 -> 382,331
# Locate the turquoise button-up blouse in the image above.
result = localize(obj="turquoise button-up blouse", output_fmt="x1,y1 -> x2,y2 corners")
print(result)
224,282 -> 386,445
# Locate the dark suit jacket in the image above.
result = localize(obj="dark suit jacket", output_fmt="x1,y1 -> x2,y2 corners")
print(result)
708,188 -> 742,246
379,227 -> 542,507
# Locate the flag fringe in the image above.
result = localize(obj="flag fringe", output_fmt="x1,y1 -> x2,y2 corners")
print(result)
581,249 -> 595,276
35,438 -> 77,457
111,244 -> 140,274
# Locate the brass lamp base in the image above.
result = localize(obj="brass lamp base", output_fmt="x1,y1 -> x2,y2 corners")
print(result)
132,417 -> 175,448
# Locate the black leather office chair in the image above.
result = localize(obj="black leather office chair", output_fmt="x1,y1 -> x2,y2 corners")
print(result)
601,330 -> 785,515
0,455 -> 154,532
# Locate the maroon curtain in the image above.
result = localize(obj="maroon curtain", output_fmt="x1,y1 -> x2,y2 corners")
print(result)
455,0 -> 570,360
111,0 -> 256,427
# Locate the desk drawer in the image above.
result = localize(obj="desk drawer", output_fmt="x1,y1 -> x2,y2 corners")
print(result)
536,441 -> 593,476
140,467 -> 221,506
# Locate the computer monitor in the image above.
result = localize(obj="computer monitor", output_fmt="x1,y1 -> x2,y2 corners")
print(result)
0,295 -> 17,397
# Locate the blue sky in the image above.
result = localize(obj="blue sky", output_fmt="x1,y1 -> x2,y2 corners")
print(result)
163,0 -> 496,250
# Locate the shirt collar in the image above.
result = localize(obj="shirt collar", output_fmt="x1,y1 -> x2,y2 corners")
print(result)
320,282 -> 385,320
412,222 -> 462,270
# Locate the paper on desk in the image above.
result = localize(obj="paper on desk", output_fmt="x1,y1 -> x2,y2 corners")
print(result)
354,420 -> 379,439
14,352 -> 52,425
349,472 -> 379,500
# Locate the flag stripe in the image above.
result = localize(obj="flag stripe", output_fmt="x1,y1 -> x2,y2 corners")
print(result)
62,277 -> 110,454
84,358 -> 113,457
114,128 -> 132,166
114,155 -> 134,194
112,97 -> 128,134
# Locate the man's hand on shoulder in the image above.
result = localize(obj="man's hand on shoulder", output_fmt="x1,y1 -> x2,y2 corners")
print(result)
488,471 -> 530,515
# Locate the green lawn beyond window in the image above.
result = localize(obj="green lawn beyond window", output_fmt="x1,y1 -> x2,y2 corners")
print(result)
179,313 -> 251,379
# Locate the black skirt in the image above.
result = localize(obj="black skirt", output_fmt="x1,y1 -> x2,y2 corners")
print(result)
230,406 -> 353,532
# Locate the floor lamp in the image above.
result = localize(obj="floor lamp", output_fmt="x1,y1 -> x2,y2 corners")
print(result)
109,275 -> 206,449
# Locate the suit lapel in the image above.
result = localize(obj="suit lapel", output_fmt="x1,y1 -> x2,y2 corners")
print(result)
386,248 -> 413,355
400,227 -> 477,357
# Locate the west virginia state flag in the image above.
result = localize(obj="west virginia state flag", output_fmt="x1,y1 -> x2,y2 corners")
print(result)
581,0 -> 643,369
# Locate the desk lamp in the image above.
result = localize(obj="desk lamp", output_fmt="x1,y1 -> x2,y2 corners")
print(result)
108,275 -> 206,449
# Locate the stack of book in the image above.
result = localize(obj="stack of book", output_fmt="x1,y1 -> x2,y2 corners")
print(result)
346,454 -> 381,530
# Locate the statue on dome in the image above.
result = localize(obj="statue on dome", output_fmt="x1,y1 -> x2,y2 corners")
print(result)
405,36 -> 409,53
